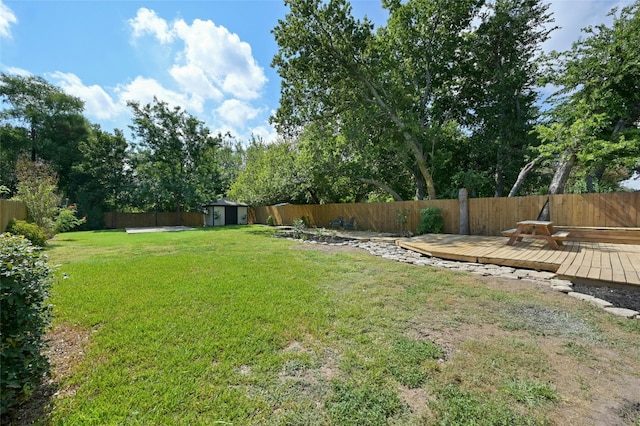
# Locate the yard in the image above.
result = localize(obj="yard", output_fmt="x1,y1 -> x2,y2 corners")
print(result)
11,226 -> 640,425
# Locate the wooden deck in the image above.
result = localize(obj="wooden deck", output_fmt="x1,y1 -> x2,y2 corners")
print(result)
396,234 -> 640,289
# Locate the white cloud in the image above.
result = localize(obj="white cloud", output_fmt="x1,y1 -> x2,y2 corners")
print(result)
116,76 -> 202,113
216,99 -> 259,127
3,65 -> 30,76
129,7 -> 174,44
49,72 -> 123,120
173,18 -> 267,100
250,124 -> 279,144
0,0 -> 17,39
543,1 -> 628,53
169,64 -> 224,104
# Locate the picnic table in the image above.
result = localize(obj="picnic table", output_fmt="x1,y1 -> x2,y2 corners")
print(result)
501,220 -> 569,250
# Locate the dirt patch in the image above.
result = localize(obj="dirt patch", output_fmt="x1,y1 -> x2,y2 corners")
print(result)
3,324 -> 91,425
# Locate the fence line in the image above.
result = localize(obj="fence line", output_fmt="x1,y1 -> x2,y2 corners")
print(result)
253,192 -> 640,236
103,212 -> 204,229
0,200 -> 28,232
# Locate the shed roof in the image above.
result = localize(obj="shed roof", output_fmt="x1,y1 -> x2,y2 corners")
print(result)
203,198 -> 248,207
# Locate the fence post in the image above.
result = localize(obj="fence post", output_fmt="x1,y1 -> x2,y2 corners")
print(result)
459,188 -> 469,235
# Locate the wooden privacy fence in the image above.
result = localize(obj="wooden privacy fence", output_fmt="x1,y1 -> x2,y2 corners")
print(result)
252,192 -> 640,236
104,212 -> 204,229
0,200 -> 28,232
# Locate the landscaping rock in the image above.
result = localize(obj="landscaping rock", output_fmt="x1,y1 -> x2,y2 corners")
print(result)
603,307 -> 640,318
568,292 -> 595,302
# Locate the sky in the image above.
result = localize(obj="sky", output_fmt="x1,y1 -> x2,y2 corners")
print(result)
0,0 -> 633,146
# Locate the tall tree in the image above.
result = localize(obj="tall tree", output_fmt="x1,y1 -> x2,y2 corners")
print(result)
0,74 -> 88,195
271,0 -> 481,199
463,0 -> 554,196
71,125 -> 132,228
128,98 -> 220,215
534,1 -> 640,198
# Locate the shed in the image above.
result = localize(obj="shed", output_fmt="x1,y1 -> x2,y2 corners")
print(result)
203,198 -> 249,227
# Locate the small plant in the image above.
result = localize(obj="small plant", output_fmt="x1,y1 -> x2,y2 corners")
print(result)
315,227 -> 326,240
6,220 -> 48,247
300,215 -> 311,227
0,233 -> 53,414
266,215 -> 275,226
292,217 -> 306,239
416,207 -> 444,235
55,203 -> 86,233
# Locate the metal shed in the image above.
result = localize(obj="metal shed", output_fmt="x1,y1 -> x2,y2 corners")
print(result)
203,198 -> 249,227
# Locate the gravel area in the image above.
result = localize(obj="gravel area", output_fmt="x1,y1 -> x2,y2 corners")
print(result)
572,284 -> 640,312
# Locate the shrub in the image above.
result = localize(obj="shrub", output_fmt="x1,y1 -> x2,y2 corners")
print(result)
300,215 -> 311,228
266,215 -> 275,226
292,217 -> 306,239
55,203 -> 86,233
416,207 -> 444,235
5,220 -> 48,247
0,233 -> 53,414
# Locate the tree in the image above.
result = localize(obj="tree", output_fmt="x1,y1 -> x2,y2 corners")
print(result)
463,0 -> 554,196
271,0 -> 482,199
229,139 -> 306,205
71,125 -> 132,228
128,98 -> 220,216
533,1 -> 640,198
13,157 -> 59,235
0,74 -> 88,196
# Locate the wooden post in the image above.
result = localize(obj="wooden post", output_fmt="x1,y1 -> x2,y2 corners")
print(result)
459,188 -> 469,235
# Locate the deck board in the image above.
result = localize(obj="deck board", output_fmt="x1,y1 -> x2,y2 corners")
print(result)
397,234 -> 640,289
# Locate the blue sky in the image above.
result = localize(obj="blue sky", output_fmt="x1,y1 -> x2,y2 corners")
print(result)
0,0 -> 632,144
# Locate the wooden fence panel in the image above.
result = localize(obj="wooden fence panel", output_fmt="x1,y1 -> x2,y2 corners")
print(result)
0,200 -> 28,232
253,192 -> 639,236
468,195 -> 547,236
103,212 -> 204,229
550,193 -> 639,227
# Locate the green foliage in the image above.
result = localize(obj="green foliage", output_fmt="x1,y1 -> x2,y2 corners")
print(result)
6,220 -> 48,247
292,217 -> 307,238
430,384 -> 537,425
0,233 -> 52,414
502,379 -> 559,408
0,73 -> 88,199
14,157 -> 59,236
55,203 -> 86,233
229,139 -> 307,205
536,2 -> 640,192
128,97 -> 222,213
387,337 -> 443,388
266,215 -> 275,226
326,381 -> 402,425
416,207 -> 444,234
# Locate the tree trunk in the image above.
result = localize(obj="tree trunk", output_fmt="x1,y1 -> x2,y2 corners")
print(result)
508,156 -> 541,197
356,74 -> 437,199
359,178 -> 403,201
537,152 -> 576,220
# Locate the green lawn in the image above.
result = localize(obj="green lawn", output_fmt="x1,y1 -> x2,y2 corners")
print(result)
41,226 -> 639,425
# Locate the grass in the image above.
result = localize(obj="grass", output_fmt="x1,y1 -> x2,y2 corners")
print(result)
29,226 -> 640,424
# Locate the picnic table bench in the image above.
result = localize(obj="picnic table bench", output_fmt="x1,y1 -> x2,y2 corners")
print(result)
502,220 -> 569,250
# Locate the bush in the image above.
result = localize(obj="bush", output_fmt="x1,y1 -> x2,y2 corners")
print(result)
292,217 -> 306,239
55,203 -> 86,233
416,207 -> 444,235
266,215 -> 275,226
0,233 -> 53,414
5,220 -> 48,247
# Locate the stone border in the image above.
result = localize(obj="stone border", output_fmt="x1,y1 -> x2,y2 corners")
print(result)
294,238 -> 640,320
